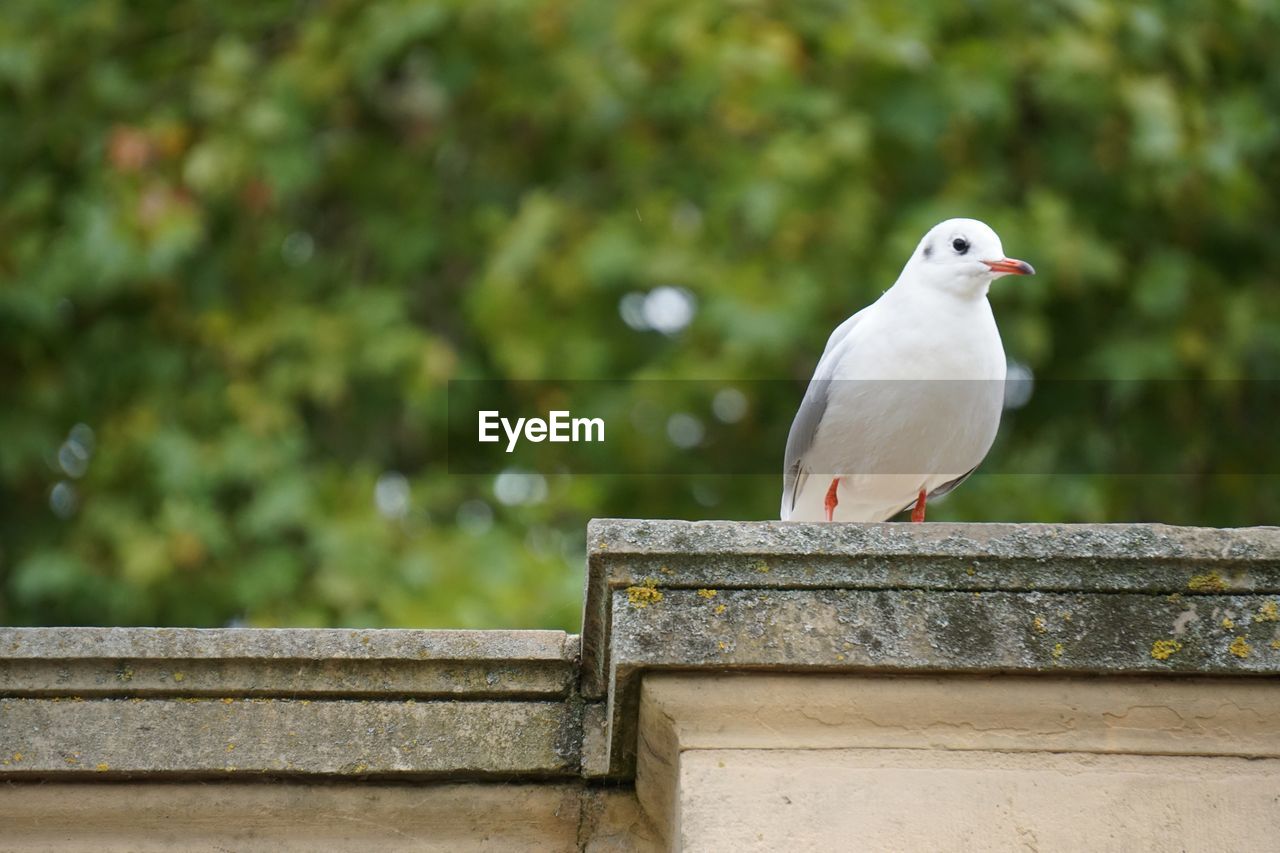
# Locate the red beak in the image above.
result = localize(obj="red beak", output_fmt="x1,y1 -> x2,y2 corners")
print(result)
982,258 -> 1035,276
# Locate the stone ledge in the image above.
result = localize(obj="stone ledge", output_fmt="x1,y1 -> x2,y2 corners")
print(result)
0,697 -> 577,779
583,520 -> 1280,777
4,521 -> 1280,786
586,520 -> 1280,593
0,628 -> 575,699
613,589 -> 1280,674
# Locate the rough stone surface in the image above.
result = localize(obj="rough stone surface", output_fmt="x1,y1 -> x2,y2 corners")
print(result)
0,628 -> 574,698
2,628 -> 571,661
5,520 -> 1279,789
584,519 -> 1280,776
0,697 -> 577,778
614,589 -> 1280,674
588,519 -> 1280,571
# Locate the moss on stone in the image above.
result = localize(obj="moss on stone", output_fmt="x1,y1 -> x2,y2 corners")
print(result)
625,578 -> 663,609
1187,572 -> 1226,592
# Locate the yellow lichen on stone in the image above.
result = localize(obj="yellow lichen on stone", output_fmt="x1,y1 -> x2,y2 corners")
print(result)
1052,643 -> 1064,659
12,752 -> 23,762
1032,616 -> 1047,634
1229,636 -> 1252,659
172,672 -> 185,682
696,588 -> 718,599
835,654 -> 845,661
965,567 -> 976,577
713,603 -> 726,615
1187,572 -> 1226,592
1221,617 -> 1235,630
1270,640 -> 1280,651
658,565 -> 672,575
718,641 -> 727,651
1166,592 -> 1182,602
1060,611 -> 1073,622
754,560 -> 770,574
1150,639 -> 1183,661
95,763 -> 110,772
1253,600 -> 1279,623
626,578 -> 664,609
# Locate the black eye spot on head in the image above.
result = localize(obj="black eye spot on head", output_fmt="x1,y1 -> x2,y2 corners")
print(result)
923,243 -> 933,259
952,237 -> 969,255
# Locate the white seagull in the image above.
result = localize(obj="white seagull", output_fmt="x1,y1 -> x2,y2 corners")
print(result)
781,218 -> 1034,523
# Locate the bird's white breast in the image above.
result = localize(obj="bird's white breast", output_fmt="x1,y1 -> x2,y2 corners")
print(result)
803,290 -> 1006,520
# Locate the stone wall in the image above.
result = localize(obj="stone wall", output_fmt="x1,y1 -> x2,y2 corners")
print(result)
4,521 -> 1279,851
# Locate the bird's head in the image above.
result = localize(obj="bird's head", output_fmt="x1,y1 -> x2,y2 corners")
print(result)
905,218 -> 1034,297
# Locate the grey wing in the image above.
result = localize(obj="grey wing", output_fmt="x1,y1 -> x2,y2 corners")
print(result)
928,465 -> 978,500
780,375 -> 831,518
890,465 -> 979,518
780,310 -> 864,518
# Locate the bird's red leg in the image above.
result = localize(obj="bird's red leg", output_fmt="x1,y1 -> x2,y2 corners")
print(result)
824,478 -> 840,522
910,488 -> 927,523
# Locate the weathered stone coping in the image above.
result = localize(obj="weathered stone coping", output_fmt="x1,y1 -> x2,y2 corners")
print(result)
1,628 -> 582,780
4,521 -> 1280,783
1,628 -> 575,698
1,697 -> 578,779
583,520 -> 1280,776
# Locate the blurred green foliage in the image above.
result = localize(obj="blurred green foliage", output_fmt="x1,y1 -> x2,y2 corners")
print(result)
3,0 -> 1279,629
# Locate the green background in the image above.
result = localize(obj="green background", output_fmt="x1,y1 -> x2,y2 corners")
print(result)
3,0 -> 1279,629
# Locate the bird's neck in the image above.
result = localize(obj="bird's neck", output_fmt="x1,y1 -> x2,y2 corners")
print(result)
888,272 -> 993,308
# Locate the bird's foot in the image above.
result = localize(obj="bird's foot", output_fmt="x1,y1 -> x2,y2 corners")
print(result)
910,489 -> 927,523
824,478 -> 839,522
